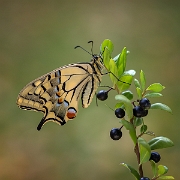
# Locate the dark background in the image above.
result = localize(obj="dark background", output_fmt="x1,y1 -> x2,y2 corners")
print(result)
0,1 -> 179,179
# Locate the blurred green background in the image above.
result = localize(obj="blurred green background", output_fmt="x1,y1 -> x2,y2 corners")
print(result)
0,1 -> 179,179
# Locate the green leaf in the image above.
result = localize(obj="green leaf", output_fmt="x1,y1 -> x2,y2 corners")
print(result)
151,103 -> 172,114
158,165 -> 168,176
103,47 -> 111,70
136,87 -> 142,99
115,95 -> 133,119
129,128 -> 137,144
138,138 -> 151,164
120,119 -> 137,144
116,70 -> 135,92
120,119 -> 132,130
117,75 -> 133,92
115,102 -> 124,109
146,83 -> 165,92
116,77 -> 131,92
134,78 -> 141,89
157,175 -> 175,179
100,39 -> 114,70
109,58 -> 118,85
116,47 -> 127,77
144,92 -> 163,98
100,39 -> 114,55
121,163 -> 140,180
148,136 -> 174,150
150,160 -> 158,177
140,70 -> 146,92
140,125 -> 147,134
133,118 -> 143,127
122,90 -> 133,100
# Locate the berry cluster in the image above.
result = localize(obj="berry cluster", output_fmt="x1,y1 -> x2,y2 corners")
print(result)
97,90 -> 152,142
133,98 -> 151,118
110,98 -> 151,141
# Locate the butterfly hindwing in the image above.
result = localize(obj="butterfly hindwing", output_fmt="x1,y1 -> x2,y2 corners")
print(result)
17,59 -> 103,130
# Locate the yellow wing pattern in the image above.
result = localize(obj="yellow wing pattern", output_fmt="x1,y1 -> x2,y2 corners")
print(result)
17,55 -> 104,130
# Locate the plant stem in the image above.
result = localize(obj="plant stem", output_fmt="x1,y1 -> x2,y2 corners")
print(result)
134,141 -> 144,177
131,117 -> 144,177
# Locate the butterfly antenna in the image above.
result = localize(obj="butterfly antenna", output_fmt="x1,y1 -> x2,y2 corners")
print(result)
74,45 -> 92,56
100,46 -> 106,56
88,40 -> 94,55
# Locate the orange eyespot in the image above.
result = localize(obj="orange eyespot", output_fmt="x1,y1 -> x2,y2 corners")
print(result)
58,98 -> 64,104
56,91 -> 61,97
67,108 -> 77,119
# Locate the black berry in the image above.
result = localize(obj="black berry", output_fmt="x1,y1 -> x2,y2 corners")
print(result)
133,106 -> 148,117
140,177 -> 150,180
149,152 -> 161,163
115,108 -> 125,118
96,90 -> 108,101
139,98 -> 151,110
110,128 -> 122,140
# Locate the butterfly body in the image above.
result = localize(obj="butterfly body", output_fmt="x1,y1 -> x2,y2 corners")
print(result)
17,55 -> 104,130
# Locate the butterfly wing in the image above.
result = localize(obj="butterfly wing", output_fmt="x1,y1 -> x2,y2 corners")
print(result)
17,63 -> 101,130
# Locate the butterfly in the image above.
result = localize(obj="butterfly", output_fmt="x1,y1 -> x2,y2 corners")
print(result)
16,41 -> 105,130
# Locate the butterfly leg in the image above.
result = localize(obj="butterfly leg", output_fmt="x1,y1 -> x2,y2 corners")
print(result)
102,71 -> 131,85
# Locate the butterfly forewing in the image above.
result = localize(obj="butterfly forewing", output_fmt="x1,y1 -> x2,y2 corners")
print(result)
17,57 -> 104,130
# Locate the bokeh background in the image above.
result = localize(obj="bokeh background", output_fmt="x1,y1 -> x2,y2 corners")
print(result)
0,1 -> 179,179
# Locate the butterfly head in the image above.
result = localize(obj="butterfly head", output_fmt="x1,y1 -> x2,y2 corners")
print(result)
74,42 -> 104,70
91,54 -> 104,71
